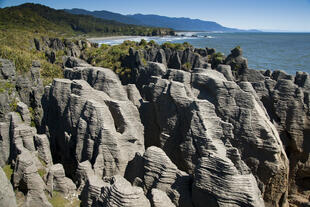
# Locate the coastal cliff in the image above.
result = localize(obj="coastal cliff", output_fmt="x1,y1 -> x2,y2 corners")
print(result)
0,40 -> 310,207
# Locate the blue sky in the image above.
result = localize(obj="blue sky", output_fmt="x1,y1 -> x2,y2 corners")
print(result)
1,0 -> 310,32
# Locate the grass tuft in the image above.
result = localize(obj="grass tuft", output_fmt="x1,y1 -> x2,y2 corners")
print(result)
3,164 -> 13,181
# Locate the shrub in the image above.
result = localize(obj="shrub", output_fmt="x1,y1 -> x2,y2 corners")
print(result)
147,40 -> 157,47
182,62 -> 192,71
139,39 -> 147,46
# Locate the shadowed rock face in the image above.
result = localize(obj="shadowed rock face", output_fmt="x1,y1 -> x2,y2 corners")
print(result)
250,71 -> 310,206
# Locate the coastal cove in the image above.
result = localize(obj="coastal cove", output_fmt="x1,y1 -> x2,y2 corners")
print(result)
90,32 -> 310,74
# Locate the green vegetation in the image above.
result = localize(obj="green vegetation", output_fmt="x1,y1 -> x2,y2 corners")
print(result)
211,52 -> 225,67
38,168 -> 46,178
84,40 -> 193,83
84,40 -> 142,79
3,164 -> 13,181
48,191 -> 81,207
38,157 -> 47,167
0,81 -> 15,94
182,62 -> 192,71
0,3 -> 173,37
0,3 -> 174,85
9,98 -> 18,112
162,42 -> 191,51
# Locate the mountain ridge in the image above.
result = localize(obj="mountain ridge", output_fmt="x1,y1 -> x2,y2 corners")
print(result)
65,8 -> 260,32
0,3 -> 174,37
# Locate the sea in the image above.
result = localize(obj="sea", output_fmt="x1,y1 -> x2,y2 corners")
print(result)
92,32 -> 310,74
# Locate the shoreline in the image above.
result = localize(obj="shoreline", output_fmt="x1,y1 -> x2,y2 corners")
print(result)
87,36 -> 141,41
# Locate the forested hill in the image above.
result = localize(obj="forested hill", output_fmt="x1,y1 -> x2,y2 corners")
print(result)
0,3 -> 175,36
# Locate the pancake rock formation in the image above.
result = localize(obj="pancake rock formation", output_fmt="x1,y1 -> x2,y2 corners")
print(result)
0,43 -> 309,207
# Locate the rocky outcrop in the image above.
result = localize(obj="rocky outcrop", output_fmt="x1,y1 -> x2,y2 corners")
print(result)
225,46 -> 248,79
143,146 -> 193,207
192,157 -> 264,207
122,45 -> 210,82
101,175 -> 151,207
150,189 -> 176,207
250,71 -> 310,206
0,122 -> 10,166
34,134 -> 53,166
2,41 -> 310,207
0,166 -> 17,207
43,72 -> 145,179
46,164 -> 76,197
140,68 -> 288,206
13,150 -> 51,207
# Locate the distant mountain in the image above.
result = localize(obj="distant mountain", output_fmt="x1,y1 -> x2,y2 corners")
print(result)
64,8 -> 143,25
128,14 -> 239,32
65,9 -> 257,32
0,3 -> 174,37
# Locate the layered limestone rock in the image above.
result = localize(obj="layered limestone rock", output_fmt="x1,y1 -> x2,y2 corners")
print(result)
0,122 -> 10,166
46,164 -> 76,197
2,43 -> 309,207
34,134 -> 53,166
150,189 -> 176,207
140,68 -> 289,206
192,156 -> 264,207
224,46 -> 248,79
43,74 -> 144,179
250,71 -> 310,205
101,175 -> 150,207
13,150 -> 51,207
143,146 -> 193,207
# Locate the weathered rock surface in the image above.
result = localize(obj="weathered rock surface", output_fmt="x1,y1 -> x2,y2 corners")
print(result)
0,122 -> 10,166
225,46 -> 248,79
101,175 -> 151,207
13,150 -> 51,207
140,68 -> 289,206
250,71 -> 310,206
0,166 -> 17,207
150,189 -> 176,207
143,146 -> 193,207
34,134 -> 53,166
193,156 -> 264,207
2,42 -> 310,207
43,73 -> 145,179
46,164 -> 76,196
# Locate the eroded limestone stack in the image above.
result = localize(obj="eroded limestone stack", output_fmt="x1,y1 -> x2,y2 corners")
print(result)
143,146 -> 193,207
46,164 -> 76,197
43,72 -> 145,179
250,70 -> 310,205
101,175 -> 151,207
13,150 -> 51,207
3,46 -> 310,207
140,68 -> 289,206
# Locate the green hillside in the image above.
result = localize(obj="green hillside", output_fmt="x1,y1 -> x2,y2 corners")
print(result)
0,3 -> 174,36
0,3 -> 174,85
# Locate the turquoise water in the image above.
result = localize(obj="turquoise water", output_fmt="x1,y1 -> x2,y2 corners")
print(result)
94,32 -> 310,74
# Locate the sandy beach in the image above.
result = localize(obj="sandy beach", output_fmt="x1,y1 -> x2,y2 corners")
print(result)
87,36 -> 141,41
